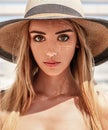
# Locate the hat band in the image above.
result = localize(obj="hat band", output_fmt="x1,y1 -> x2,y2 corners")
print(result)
24,4 -> 82,18
94,48 -> 108,65
0,48 -> 16,62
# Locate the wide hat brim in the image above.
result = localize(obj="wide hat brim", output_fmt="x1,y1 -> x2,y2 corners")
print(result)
0,15 -> 108,66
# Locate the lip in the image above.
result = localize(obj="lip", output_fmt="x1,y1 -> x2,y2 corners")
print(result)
43,61 -> 61,67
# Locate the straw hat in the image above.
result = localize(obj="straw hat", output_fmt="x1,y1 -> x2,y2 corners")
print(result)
0,0 -> 108,65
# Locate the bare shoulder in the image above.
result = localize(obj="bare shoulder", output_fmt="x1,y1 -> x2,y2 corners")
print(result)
97,89 -> 108,129
0,111 -> 8,128
95,84 -> 108,110
98,90 -> 108,105
97,90 -> 108,110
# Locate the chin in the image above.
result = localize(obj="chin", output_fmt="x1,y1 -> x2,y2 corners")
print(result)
39,66 -> 69,77
44,71 -> 63,77
43,68 -> 69,77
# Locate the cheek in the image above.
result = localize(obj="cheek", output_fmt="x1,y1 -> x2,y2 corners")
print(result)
60,45 -> 76,60
30,44 -> 43,61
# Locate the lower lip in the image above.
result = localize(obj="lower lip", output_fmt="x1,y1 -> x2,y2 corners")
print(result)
44,62 -> 61,67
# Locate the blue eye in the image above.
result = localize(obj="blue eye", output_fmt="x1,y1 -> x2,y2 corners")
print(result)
58,34 -> 69,42
34,35 -> 45,42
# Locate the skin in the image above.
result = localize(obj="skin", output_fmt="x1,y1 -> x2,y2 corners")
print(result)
29,19 -> 78,98
15,20 -> 108,130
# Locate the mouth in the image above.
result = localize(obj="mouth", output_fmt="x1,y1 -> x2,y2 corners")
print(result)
43,61 -> 61,67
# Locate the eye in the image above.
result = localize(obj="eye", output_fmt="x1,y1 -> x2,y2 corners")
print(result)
33,35 -> 45,42
57,34 -> 69,42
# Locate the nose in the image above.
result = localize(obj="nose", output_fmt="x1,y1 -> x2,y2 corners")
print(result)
46,52 -> 57,58
45,40 -> 59,58
45,36 -> 60,58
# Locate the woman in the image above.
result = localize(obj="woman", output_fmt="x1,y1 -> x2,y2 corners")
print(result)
0,0 -> 108,130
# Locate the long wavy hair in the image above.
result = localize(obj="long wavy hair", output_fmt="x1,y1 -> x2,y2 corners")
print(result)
0,19 -> 103,130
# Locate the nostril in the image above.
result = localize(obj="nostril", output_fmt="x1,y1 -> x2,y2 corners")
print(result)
46,52 -> 57,57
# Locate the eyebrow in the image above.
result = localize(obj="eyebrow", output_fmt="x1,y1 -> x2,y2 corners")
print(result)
29,29 -> 73,35
29,30 -> 46,35
55,29 -> 74,34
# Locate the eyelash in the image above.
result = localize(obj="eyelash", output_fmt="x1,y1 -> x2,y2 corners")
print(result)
33,34 -> 70,42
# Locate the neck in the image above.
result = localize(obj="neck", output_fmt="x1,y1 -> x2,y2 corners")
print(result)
33,67 -> 78,98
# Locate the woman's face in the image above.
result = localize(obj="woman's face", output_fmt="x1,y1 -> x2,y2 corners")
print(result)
29,20 -> 77,76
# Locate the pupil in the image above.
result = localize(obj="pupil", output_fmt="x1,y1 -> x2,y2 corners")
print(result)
36,36 -> 43,41
63,37 -> 67,41
60,35 -> 68,41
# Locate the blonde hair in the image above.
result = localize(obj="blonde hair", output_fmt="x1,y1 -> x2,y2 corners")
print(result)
0,111 -> 19,130
68,20 -> 102,130
1,20 -> 102,130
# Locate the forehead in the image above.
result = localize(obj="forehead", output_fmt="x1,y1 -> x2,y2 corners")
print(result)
29,19 -> 74,30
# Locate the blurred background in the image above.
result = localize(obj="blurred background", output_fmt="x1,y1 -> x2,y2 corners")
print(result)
0,0 -> 108,91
